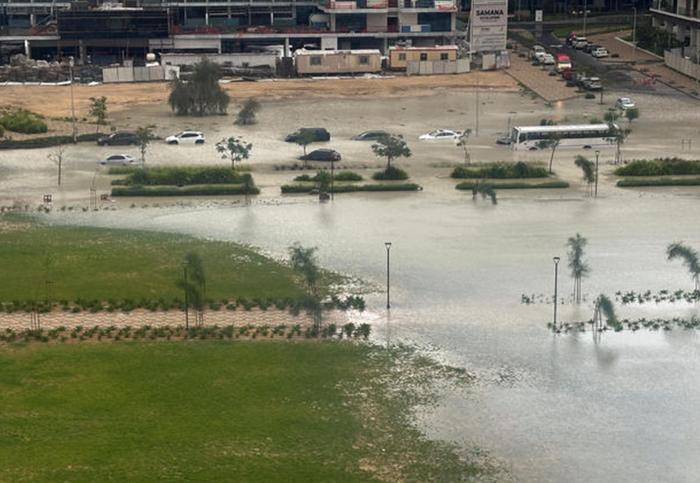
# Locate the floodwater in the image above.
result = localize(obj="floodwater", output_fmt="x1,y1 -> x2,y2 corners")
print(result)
41,185 -> 700,483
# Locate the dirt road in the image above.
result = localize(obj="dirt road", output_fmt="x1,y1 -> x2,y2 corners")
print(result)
0,71 -> 517,119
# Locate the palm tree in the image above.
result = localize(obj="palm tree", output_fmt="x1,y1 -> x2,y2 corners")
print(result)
567,233 -> 590,304
471,179 -> 497,204
178,252 -> 206,326
536,135 -> 561,174
289,243 -> 322,331
574,155 -> 595,196
594,294 -> 620,331
456,128 -> 473,166
666,242 -> 700,292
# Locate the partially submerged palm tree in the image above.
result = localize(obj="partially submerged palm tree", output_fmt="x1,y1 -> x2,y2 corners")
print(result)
567,233 -> 590,304
178,252 -> 206,326
574,155 -> 595,197
594,294 -> 621,331
471,179 -> 497,204
666,242 -> 700,292
289,243 -> 323,330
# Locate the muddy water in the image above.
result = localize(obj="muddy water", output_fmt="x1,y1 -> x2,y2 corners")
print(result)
41,184 -> 700,483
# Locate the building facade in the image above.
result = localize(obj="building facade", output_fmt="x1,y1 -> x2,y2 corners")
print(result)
0,0 -> 462,64
651,0 -> 700,79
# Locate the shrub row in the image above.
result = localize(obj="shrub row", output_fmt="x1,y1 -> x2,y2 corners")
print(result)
616,177 -> 700,187
372,166 -> 409,180
0,108 -> 47,134
0,322 -> 372,344
0,295 -> 366,314
293,171 -> 363,182
614,158 -> 700,177
0,132 -> 102,150
111,184 -> 260,197
111,166 -> 248,186
451,161 -> 549,179
455,180 -> 569,190
281,183 -> 421,194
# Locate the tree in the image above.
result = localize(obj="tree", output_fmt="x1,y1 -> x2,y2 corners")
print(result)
135,125 -> 156,165
47,144 -> 66,186
666,242 -> 700,292
295,129 -> 316,159
168,59 -> 230,116
604,108 -> 618,124
593,294 -> 621,331
216,136 -> 252,169
241,173 -> 256,204
625,107 -> 640,124
178,251 -> 206,326
536,135 -> 561,174
605,123 -> 628,164
471,179 -> 497,204
371,134 -> 411,171
316,170 -> 331,194
88,96 -> 108,131
456,128 -> 473,166
235,98 -> 261,125
288,243 -> 323,331
574,155 -> 595,196
567,233 -> 590,304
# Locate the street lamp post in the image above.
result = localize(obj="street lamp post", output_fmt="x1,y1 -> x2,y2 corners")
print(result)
183,264 -> 189,329
330,158 -> 335,200
69,57 -> 77,144
632,7 -> 638,63
385,242 -> 392,309
583,0 -> 588,37
594,150 -> 600,198
553,256 -> 561,331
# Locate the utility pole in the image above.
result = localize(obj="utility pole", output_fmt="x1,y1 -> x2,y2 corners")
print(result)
475,64 -> 480,137
330,158 -> 335,201
632,7 -> 638,64
385,242 -> 392,310
69,57 -> 77,143
183,264 -> 189,329
583,0 -> 588,37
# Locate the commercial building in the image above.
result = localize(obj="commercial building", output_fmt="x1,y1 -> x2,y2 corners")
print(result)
295,48 -> 381,74
0,0 -> 462,65
651,0 -> 700,80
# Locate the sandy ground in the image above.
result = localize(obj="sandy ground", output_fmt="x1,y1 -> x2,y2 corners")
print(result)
0,307 -> 353,330
0,71 -> 517,119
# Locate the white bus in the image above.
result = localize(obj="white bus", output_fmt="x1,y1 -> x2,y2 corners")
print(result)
510,124 -> 618,151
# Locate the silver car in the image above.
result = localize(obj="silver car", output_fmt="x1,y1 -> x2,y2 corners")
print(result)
100,154 -> 136,166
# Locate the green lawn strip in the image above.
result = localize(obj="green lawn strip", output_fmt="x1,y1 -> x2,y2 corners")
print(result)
0,223 -> 307,302
0,342 -> 488,482
616,176 -> 700,187
281,183 -> 421,194
456,180 -> 569,190
111,184 -> 260,197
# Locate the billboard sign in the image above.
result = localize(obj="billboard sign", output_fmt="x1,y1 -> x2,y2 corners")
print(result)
469,0 -> 508,53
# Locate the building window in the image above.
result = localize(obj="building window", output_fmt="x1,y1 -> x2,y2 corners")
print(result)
359,55 -> 369,65
420,53 -> 428,61
398,53 -> 406,61
310,56 -> 322,65
440,53 -> 449,60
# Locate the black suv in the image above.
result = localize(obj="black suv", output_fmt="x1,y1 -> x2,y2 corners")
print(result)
97,131 -> 138,146
285,128 -> 331,143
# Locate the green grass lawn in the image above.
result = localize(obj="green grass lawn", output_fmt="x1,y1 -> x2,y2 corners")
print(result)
0,341 -> 482,482
0,222 -> 307,302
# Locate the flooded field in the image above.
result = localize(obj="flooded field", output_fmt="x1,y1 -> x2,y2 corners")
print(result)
3,86 -> 700,482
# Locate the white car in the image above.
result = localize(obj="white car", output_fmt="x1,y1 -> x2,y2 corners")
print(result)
573,37 -> 588,49
100,154 -> 135,166
542,53 -> 556,65
616,97 -> 635,110
591,47 -> 609,58
419,129 -> 462,140
165,131 -> 205,145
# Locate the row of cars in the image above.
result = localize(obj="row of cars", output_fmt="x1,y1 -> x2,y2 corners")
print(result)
565,34 -> 609,58
531,44 -> 603,92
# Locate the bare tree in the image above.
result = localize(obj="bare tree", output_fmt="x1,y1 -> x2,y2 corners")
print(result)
47,144 -> 67,186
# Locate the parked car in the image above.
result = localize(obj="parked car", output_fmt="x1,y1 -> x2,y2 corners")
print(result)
419,129 -> 462,140
591,47 -> 609,58
561,67 -> 577,81
541,53 -> 556,65
97,131 -> 138,146
299,149 -> 341,162
531,45 -> 547,63
165,131 -> 205,144
583,77 -> 603,91
616,97 -> 636,110
353,130 -> 389,141
573,37 -> 589,49
285,127 -> 331,143
555,53 -> 572,72
582,43 -> 599,54
99,154 -> 135,166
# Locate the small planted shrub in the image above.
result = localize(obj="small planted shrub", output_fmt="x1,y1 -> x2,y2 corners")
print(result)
0,108 -> 48,134
615,158 -> 700,177
451,161 -> 548,179
372,166 -> 409,181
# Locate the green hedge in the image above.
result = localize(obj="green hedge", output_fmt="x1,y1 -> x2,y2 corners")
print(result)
0,109 -> 48,134
372,166 -> 409,181
281,183 -> 421,194
293,171 -> 363,182
110,166 -> 248,186
614,158 -> 700,177
111,184 -> 260,197
456,180 -> 569,190
451,161 -> 548,179
616,176 -> 700,187
0,133 -> 102,150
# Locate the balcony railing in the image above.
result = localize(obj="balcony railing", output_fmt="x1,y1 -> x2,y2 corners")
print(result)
321,0 -> 388,9
401,0 -> 456,10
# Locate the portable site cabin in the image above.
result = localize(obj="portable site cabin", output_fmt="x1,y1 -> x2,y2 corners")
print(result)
388,45 -> 458,70
294,49 -> 382,75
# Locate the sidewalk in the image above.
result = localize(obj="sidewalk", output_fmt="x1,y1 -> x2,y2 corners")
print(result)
506,48 -> 581,102
592,31 -> 700,98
